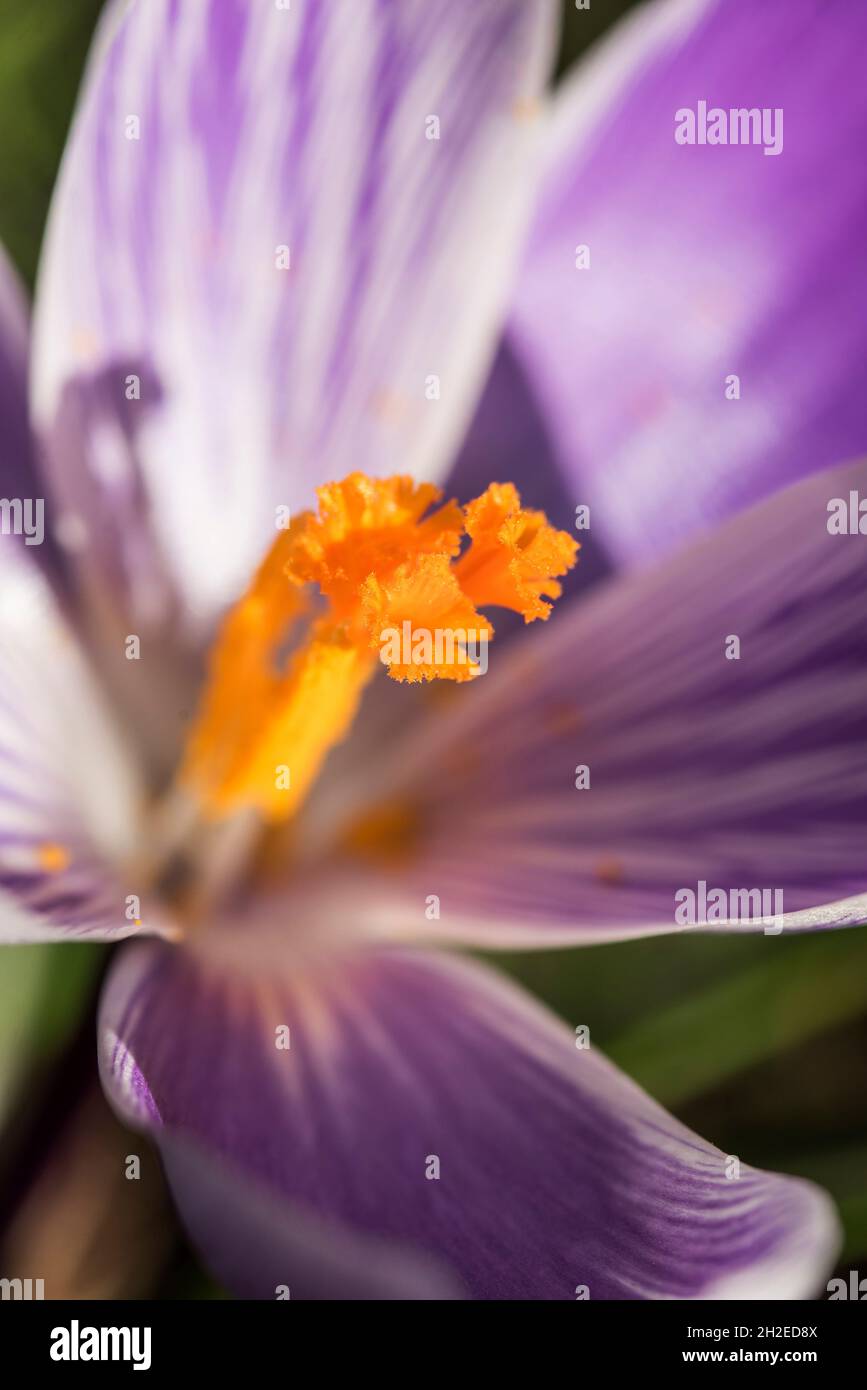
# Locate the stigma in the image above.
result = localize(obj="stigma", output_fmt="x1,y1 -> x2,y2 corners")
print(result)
180,473 -> 577,823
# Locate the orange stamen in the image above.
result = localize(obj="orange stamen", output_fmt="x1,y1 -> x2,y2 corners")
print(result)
455,482 -> 579,621
180,473 -> 576,823
361,555 -> 492,682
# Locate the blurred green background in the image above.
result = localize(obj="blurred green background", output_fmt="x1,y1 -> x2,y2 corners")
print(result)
0,0 -> 865,1293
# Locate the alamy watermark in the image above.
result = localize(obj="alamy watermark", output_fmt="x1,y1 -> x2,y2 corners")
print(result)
1,1276 -> 44,1299
0,497 -> 44,545
675,880 -> 784,934
827,490 -> 867,534
675,101 -> 783,156
827,1270 -> 867,1300
50,1320 -> 151,1371
379,623 -> 489,677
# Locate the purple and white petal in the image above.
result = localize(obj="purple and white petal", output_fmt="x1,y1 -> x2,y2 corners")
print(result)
156,1134 -> 461,1301
0,544 -> 170,943
0,244 -> 161,942
330,458 -> 867,946
99,937 -> 838,1299
32,0 -> 558,640
509,0 -> 867,565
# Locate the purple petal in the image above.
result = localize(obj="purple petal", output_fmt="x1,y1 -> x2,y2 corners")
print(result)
156,1135 -> 461,1301
510,0 -> 867,565
0,544 -> 171,943
99,937 -> 838,1299
333,458 -> 867,945
32,0 -> 558,638
444,339 -> 615,606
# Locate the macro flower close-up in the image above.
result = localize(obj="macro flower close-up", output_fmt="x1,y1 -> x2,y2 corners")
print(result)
1,0 -> 866,1320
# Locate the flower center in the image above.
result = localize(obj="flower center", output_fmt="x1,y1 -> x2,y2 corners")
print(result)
179,472 -> 577,826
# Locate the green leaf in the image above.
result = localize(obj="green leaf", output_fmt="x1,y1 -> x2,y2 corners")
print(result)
0,946 -> 49,1123
0,942 -> 104,1125
839,1196 -> 867,1263
749,1142 -> 867,1262
0,0 -> 103,286
605,929 -> 867,1106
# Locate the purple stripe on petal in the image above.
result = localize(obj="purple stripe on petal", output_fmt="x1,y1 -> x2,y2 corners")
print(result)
158,1134 -> 461,1301
31,0 -> 559,642
0,543 -> 172,943
510,0 -> 867,565
99,938 -> 838,1299
331,459 -> 867,946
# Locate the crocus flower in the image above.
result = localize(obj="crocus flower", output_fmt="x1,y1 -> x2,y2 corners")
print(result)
1,0 -> 865,1300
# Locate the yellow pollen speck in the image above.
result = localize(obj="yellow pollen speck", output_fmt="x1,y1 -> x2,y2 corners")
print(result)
440,743 -> 482,783
594,859 -> 625,887
37,843 -> 70,873
544,701 -> 585,737
512,96 -> 541,122
71,327 -> 99,363
423,679 -> 461,709
370,387 -> 414,426
179,473 -> 577,825
341,800 -> 422,862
